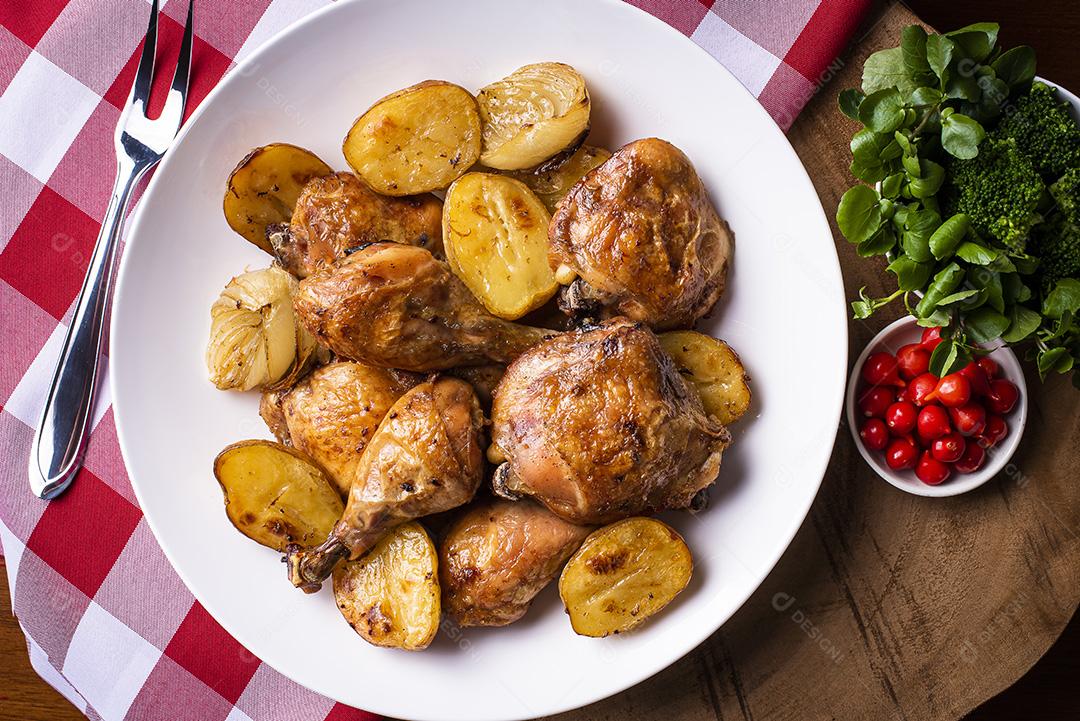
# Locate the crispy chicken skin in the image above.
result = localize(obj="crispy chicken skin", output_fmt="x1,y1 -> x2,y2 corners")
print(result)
287,377 -> 484,592
271,172 -> 442,277
259,362 -> 420,496
293,242 -> 552,371
440,498 -> 591,626
548,138 -> 733,329
489,318 -> 730,525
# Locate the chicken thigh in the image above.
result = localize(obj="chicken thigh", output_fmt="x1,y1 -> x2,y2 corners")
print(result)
270,172 -> 442,277
489,318 -> 730,525
259,361 -> 420,496
548,138 -> 733,329
287,376 -> 484,592
293,242 -> 552,371
440,498 -> 592,626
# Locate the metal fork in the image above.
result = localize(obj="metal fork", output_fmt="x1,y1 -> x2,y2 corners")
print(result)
29,0 -> 194,499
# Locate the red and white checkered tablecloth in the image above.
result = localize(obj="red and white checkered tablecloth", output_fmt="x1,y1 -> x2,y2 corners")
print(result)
0,1 -> 870,719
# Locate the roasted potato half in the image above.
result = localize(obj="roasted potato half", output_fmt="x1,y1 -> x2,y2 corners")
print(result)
508,145 -> 611,212
213,440 -> 344,552
559,517 -> 692,637
478,62 -> 591,170
659,331 -> 752,425
333,522 -> 440,650
343,80 -> 481,196
223,144 -> 332,253
443,172 -> 557,319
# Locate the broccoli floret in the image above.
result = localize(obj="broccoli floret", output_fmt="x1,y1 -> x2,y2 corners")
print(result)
995,82 -> 1080,179
1034,169 -> 1080,288
944,136 -> 1045,252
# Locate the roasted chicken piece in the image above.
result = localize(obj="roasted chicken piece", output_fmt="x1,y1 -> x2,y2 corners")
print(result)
293,242 -> 552,371
548,138 -> 733,329
489,318 -> 730,524
287,377 -> 484,592
270,172 -> 442,277
446,364 -> 505,410
440,498 -> 591,626
259,361 -> 420,496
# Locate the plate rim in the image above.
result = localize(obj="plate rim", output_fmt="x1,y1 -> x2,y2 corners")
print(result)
109,0 -> 849,717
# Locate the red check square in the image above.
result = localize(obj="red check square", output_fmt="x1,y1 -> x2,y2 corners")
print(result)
323,703 -> 381,721
0,0 -> 66,48
26,467 -> 142,599
164,603 -> 260,705
0,186 -> 100,321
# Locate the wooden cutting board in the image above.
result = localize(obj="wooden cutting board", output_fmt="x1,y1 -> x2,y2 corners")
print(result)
549,4 -> 1080,719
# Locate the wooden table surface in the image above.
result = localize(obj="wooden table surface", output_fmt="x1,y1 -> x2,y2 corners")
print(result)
2,1 -> 1078,720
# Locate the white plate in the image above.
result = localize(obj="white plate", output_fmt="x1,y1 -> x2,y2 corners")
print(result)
109,1 -> 847,719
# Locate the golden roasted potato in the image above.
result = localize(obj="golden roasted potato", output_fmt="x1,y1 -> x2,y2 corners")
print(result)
507,145 -> 611,212
659,331 -> 752,425
559,517 -> 692,637
478,62 -> 591,170
274,172 -> 443,277
332,522 -> 440,650
443,172 -> 557,319
223,144 -> 332,253
213,440 -> 344,552
343,80 -> 481,195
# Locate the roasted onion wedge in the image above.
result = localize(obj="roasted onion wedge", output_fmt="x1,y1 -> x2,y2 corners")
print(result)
659,331 -> 752,425
223,144 -> 332,253
206,266 -> 319,392
343,80 -> 481,195
478,62 -> 591,170
332,522 -> 441,650
443,172 -> 557,319
213,440 -> 344,552
559,517 -> 692,637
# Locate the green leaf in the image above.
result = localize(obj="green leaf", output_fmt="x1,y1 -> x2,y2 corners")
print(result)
916,262 -> 964,318
857,226 -> 896,257
887,256 -> 933,291
1002,305 -> 1042,342
991,46 -> 1036,88
945,72 -> 982,102
863,46 -> 916,95
936,289 -> 980,306
955,241 -> 998,265
1043,279 -> 1080,319
850,286 -> 903,319
902,154 -> 922,177
929,213 -> 970,259
902,207 -> 940,263
881,172 -> 904,199
909,159 -> 945,198
964,307 -> 1010,344
928,338 -> 968,376
941,113 -> 985,159
945,23 -> 1000,62
901,25 -> 932,77
859,88 -> 906,133
909,86 -> 943,106
894,131 -> 914,156
926,35 -> 954,79
918,309 -> 952,328
836,185 -> 883,243
838,88 -> 865,120
1037,347 -> 1074,380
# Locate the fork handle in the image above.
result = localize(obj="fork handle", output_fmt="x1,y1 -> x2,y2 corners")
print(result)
30,157 -> 149,499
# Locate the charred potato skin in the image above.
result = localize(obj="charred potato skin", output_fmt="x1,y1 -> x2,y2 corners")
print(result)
549,138 -> 733,330
439,499 -> 591,627
213,440 -> 344,552
559,517 -> 692,637
659,331 -> 752,425
443,172 -> 557,320
223,144 -> 332,253
343,80 -> 482,196
277,172 -> 443,277
333,522 -> 441,650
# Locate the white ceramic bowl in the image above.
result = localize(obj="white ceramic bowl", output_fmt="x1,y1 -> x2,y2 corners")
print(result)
845,316 -> 1028,497
109,1 -> 848,718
